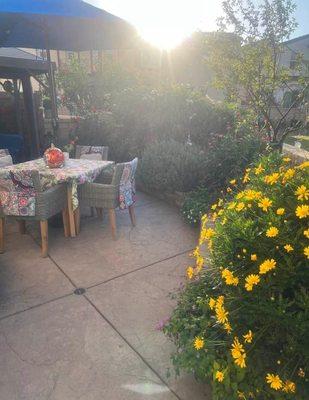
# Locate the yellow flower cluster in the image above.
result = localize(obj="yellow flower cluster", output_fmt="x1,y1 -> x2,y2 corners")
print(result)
231,337 -> 246,368
266,373 -> 296,393
192,155 -> 308,393
215,296 -> 229,324
264,173 -> 280,185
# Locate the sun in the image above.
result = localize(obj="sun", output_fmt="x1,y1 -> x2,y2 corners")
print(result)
138,27 -> 190,50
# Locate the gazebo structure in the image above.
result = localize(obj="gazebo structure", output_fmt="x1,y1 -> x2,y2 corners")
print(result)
0,47 -> 51,158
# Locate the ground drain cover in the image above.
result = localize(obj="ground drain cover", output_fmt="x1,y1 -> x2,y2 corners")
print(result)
74,288 -> 86,295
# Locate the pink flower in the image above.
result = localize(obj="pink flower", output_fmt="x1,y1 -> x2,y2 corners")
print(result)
155,317 -> 170,331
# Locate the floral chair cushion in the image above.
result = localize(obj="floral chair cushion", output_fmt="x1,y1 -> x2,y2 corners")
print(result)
119,158 -> 138,210
77,146 -> 108,161
0,155 -> 13,167
0,170 -> 35,216
0,149 -> 9,157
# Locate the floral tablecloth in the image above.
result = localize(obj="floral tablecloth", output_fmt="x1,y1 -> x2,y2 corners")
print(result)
0,158 -> 114,216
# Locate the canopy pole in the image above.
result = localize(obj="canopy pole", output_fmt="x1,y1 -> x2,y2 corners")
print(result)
46,48 -> 58,121
21,74 -> 41,158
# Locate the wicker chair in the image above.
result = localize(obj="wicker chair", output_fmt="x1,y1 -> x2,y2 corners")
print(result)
75,145 -> 109,161
0,171 -> 69,257
79,158 -> 138,239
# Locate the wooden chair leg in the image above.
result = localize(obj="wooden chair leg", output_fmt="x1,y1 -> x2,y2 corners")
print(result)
74,207 -> 81,235
17,220 -> 26,234
40,220 -> 48,258
108,208 -> 117,240
0,217 -> 4,254
96,207 -> 103,220
128,205 -> 136,227
62,208 -> 70,237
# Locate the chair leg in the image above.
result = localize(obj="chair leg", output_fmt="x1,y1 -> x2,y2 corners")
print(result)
96,207 -> 103,220
128,205 -> 136,227
40,220 -> 48,258
74,207 -> 81,235
108,208 -> 117,240
17,220 -> 26,234
0,217 -> 4,254
62,208 -> 70,237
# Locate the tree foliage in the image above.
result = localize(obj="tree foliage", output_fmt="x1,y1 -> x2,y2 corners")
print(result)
206,0 -> 309,148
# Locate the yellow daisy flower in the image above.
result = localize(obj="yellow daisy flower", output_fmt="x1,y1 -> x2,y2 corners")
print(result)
243,330 -> 253,343
283,157 -> 291,162
230,179 -> 236,185
304,229 -> 309,239
234,352 -> 246,368
216,306 -> 229,324
266,227 -> 279,237
224,322 -> 232,334
250,254 -> 257,261
259,259 -> 276,275
276,208 -> 285,215
236,202 -> 245,212
282,380 -> 296,393
282,168 -> 295,182
194,336 -> 204,350
297,161 -> 309,169
255,163 -> 264,175
284,244 -> 294,252
296,204 -> 309,219
186,266 -> 194,279
304,247 -> 309,259
222,268 -> 239,286
215,371 -> 224,382
245,274 -> 260,291
258,197 -> 273,211
243,173 -> 250,183
209,297 -> 216,310
295,185 -> 309,201
266,373 -> 283,390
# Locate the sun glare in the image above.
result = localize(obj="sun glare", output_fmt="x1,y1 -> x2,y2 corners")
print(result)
90,0 -> 222,50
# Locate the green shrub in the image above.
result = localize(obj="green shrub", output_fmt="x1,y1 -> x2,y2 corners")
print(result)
58,60 -> 235,161
181,187 -> 214,226
164,153 -> 309,399
138,139 -> 207,193
203,133 -> 265,191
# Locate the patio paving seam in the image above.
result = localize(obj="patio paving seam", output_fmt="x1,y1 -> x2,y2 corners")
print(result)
84,293 -> 183,400
0,291 -> 73,322
85,247 -> 195,290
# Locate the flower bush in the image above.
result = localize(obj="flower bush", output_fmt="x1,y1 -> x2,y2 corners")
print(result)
164,153 -> 309,399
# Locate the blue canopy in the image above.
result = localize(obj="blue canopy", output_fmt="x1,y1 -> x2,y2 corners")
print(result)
0,0 -> 135,51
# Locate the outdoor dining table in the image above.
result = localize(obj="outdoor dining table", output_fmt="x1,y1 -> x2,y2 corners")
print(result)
1,158 -> 114,237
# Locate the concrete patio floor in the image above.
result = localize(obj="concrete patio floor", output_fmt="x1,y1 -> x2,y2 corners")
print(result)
0,192 -> 211,400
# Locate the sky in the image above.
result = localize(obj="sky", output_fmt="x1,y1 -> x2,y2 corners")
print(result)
90,0 -> 309,49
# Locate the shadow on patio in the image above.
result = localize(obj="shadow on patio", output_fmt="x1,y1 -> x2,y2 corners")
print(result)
0,191 -> 211,400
